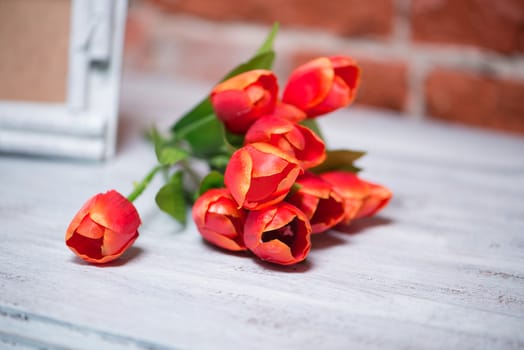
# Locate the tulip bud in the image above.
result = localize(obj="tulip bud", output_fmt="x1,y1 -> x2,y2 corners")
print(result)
244,202 -> 312,265
192,188 -> 247,251
320,171 -> 392,224
211,69 -> 278,133
245,115 -> 326,169
287,173 -> 345,233
65,190 -> 140,264
283,56 -> 360,118
225,142 -> 303,210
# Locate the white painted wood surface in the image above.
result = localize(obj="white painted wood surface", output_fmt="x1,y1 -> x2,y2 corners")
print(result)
1,73 -> 523,350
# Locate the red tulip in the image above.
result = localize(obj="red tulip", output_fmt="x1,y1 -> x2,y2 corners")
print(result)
211,69 -> 278,133
244,202 -> 312,265
286,173 -> 345,233
224,142 -> 303,210
244,115 -> 326,169
192,188 -> 247,251
320,171 -> 392,224
65,190 -> 140,264
282,56 -> 360,118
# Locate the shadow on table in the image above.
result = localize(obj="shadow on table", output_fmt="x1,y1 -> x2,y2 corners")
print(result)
253,257 -> 313,273
197,216 -> 393,273
310,216 -> 393,251
201,238 -> 314,273
70,246 -> 145,267
310,231 -> 346,250
333,216 -> 393,236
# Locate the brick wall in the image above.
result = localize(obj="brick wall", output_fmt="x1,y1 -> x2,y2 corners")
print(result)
125,0 -> 524,134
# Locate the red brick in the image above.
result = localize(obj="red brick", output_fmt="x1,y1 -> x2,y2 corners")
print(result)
425,68 -> 524,134
354,58 -> 408,111
148,0 -> 394,37
291,53 -> 408,112
411,0 -> 524,54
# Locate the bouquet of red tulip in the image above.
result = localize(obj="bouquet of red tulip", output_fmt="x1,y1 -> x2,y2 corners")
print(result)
65,24 -> 391,266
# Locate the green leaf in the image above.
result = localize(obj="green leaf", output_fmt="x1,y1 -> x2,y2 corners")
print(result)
179,114 -> 227,158
155,171 -> 187,225
172,99 -> 214,134
197,171 -> 225,198
176,111 -> 244,159
221,22 -> 278,81
208,154 -> 231,172
150,125 -> 163,148
171,23 -> 279,134
223,128 -> 244,150
150,126 -> 189,165
158,146 -> 189,166
221,51 -> 275,81
255,22 -> 279,55
310,149 -> 366,174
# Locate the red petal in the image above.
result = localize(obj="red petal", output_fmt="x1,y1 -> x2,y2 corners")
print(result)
296,173 -> 331,198
264,204 -> 296,231
292,126 -> 326,169
101,229 -> 139,257
211,70 -> 278,133
244,207 -> 277,244
275,165 -> 302,194
355,183 -> 392,218
213,69 -> 274,92
65,194 -> 99,240
209,197 -> 242,218
76,216 -> 105,239
244,203 -> 312,265
320,171 -> 368,223
288,192 -> 319,219
200,228 -> 246,251
270,102 -> 307,123
307,76 -> 350,117
309,195 -> 345,233
205,213 -> 239,238
247,174 -> 283,203
211,90 -> 254,133
97,233 -> 138,264
254,239 -> 297,265
283,126 -> 306,151
225,148 -> 253,207
244,115 -> 293,144
330,55 -> 360,91
249,143 -> 295,177
282,57 -> 334,111
66,233 -> 103,262
192,189 -> 247,251
90,190 -> 141,236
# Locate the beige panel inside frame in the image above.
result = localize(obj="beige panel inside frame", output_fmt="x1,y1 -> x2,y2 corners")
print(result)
0,0 -> 71,103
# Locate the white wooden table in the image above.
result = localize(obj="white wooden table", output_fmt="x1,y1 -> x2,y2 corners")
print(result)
1,73 -> 524,350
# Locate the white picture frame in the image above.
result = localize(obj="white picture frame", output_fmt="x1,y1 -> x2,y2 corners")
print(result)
0,0 -> 128,160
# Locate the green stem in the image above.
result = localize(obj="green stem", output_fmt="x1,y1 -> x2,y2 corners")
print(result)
127,164 -> 164,202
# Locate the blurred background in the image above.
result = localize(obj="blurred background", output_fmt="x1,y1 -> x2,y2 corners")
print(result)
124,0 -> 524,135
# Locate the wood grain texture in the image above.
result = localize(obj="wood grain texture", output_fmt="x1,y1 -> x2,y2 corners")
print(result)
1,73 -> 523,349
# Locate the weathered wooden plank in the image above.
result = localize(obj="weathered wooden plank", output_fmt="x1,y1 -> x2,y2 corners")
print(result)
1,74 -> 523,349
0,305 -> 174,350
